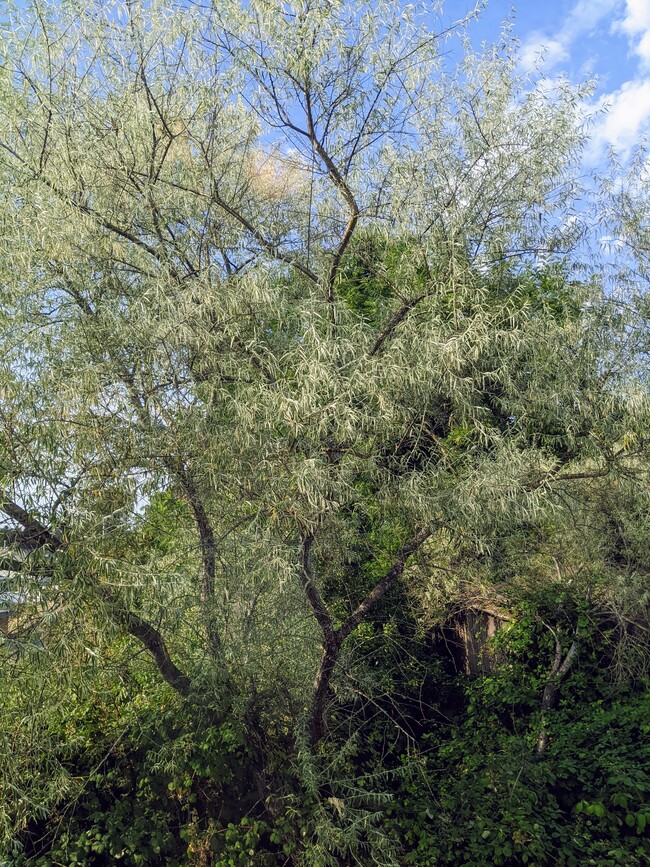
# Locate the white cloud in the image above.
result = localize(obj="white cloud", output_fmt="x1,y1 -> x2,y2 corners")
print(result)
617,0 -> 650,33
614,0 -> 650,65
588,77 -> 650,157
519,35 -> 568,72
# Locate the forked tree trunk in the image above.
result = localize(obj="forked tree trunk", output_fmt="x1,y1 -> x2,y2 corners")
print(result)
302,526 -> 433,748
536,627 -> 579,754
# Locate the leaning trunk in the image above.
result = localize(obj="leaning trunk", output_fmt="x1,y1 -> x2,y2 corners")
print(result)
308,641 -> 340,748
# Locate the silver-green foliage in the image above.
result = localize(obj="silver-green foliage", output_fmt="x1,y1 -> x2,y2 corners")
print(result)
0,0 -> 648,855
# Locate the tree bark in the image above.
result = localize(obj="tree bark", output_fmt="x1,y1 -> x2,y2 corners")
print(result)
309,638 -> 341,747
300,534 -> 341,746
104,590 -> 193,696
174,464 -> 222,657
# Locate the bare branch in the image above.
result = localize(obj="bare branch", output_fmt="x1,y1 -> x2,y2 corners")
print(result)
304,87 -> 359,307
526,466 -> 612,492
370,293 -> 430,356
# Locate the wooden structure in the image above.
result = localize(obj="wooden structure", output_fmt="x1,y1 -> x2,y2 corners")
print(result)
439,602 -> 511,676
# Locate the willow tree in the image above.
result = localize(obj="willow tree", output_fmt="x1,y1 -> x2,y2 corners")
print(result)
0,0 -> 646,768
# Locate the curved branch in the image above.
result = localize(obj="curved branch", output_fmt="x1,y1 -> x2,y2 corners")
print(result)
337,525 -> 433,644
305,88 -> 359,307
0,494 -> 193,697
107,593 -> 192,696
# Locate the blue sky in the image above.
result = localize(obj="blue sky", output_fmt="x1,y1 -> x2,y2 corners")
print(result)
456,0 -> 650,163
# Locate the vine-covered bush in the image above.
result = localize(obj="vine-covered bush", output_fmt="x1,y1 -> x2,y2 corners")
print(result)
388,612 -> 650,867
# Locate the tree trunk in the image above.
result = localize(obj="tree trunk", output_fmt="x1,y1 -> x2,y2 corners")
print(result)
536,629 -> 578,755
308,640 -> 341,748
302,526 -> 433,748
535,682 -> 559,754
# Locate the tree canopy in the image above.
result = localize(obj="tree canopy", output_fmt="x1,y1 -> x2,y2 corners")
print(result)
0,1 -> 648,864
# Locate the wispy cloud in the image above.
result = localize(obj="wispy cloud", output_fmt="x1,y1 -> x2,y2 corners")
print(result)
519,36 -> 568,72
614,0 -> 650,66
518,0 -> 650,160
519,0 -> 620,73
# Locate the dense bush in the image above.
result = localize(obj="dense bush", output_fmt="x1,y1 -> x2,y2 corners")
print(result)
389,630 -> 650,865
